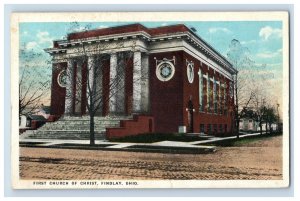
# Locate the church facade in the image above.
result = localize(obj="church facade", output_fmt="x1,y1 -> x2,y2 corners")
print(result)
45,23 -> 237,138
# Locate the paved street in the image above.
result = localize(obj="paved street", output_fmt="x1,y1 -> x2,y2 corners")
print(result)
19,135 -> 283,180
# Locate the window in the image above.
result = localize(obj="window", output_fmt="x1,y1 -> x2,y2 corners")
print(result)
207,75 -> 210,112
214,124 -> 218,133
207,124 -> 211,134
200,124 -> 205,133
213,80 -> 217,113
219,124 -> 223,133
198,69 -> 204,112
224,124 -> 228,133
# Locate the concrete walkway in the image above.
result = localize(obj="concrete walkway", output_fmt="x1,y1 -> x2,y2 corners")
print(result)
19,131 -> 268,154
20,138 -> 214,151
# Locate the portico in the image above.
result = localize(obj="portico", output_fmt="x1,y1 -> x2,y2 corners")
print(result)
61,50 -> 149,117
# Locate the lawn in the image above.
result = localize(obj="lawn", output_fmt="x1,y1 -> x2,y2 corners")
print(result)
109,133 -> 207,143
204,132 -> 283,147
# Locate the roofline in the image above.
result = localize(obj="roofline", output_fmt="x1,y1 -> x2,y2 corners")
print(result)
46,23 -> 237,74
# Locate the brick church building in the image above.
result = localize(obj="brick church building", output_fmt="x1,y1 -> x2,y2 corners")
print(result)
43,23 -> 236,139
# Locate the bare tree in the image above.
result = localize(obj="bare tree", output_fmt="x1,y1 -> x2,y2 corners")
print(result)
252,93 -> 267,135
264,105 -> 277,134
226,39 -> 256,138
63,23 -> 141,145
19,45 -> 51,117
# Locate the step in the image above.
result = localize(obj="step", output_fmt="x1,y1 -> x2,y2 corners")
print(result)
61,116 -> 132,121
45,121 -> 120,126
21,115 -> 133,140
31,130 -> 106,135
38,125 -> 111,130
27,134 -> 105,140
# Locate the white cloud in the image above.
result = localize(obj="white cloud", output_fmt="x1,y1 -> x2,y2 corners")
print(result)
241,40 -> 256,45
259,26 -> 282,40
36,31 -> 53,46
98,25 -> 108,29
25,41 -> 38,50
208,27 -> 232,34
256,48 -> 282,58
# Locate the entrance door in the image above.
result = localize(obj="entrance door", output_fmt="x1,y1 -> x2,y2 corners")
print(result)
187,99 -> 194,133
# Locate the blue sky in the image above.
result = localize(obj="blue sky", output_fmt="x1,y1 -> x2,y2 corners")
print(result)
19,21 -> 283,108
19,21 -> 283,70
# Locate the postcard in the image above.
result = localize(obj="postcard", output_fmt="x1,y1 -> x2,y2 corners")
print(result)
11,11 -> 289,189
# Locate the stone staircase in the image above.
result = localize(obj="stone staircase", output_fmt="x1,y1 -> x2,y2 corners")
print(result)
20,115 -> 132,140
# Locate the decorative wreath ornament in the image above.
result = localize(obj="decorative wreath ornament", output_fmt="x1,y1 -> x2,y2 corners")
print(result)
187,62 -> 194,83
57,70 -> 67,88
156,61 -> 175,82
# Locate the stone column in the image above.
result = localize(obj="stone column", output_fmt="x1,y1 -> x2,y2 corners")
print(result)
141,53 -> 149,113
64,59 -> 75,115
75,59 -> 83,114
87,56 -> 95,113
94,56 -> 103,115
132,51 -> 142,113
109,53 -> 117,114
115,52 -> 125,114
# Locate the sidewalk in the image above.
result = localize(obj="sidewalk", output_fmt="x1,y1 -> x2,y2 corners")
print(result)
19,131 -> 268,154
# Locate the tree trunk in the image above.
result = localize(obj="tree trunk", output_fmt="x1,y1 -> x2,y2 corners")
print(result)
260,123 -> 262,135
89,94 -> 95,145
90,114 -> 95,145
236,118 -> 240,139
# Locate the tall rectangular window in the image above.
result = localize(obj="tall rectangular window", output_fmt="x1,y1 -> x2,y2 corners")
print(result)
214,124 -> 218,134
207,74 -> 210,112
207,124 -> 211,134
199,69 -> 203,112
200,124 -> 205,133
213,79 -> 217,113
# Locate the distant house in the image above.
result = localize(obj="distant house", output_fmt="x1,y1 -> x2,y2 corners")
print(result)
239,118 -> 259,132
239,118 -> 279,133
19,105 -> 50,134
32,104 -> 51,120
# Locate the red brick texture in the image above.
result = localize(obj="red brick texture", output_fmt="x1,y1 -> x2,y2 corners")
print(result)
106,115 -> 154,139
181,52 -> 234,134
149,51 -> 184,133
50,62 -> 66,116
148,51 -> 234,135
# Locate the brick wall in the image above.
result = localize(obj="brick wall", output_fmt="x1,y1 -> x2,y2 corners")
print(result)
149,51 -> 184,133
182,52 -> 234,134
50,62 -> 67,115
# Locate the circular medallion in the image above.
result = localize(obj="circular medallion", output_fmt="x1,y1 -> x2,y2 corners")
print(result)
156,61 -> 175,82
187,63 -> 194,83
57,70 -> 67,88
